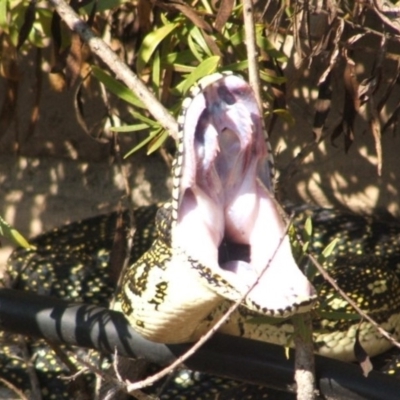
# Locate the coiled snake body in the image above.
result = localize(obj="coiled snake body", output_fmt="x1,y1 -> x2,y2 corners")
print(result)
114,73 -> 400,362
2,73 -> 400,399
4,204 -> 400,399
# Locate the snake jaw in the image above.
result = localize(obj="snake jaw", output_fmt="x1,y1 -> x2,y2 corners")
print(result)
118,73 -> 316,344
174,73 -> 316,317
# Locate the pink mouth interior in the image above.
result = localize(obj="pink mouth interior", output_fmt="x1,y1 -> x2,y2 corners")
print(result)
173,75 -> 315,314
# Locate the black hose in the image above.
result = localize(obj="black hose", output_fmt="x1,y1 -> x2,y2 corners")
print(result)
0,288 -> 397,399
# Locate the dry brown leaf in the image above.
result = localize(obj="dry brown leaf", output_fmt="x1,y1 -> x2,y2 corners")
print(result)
372,0 -> 400,34
338,35 -> 368,152
0,57 -> 18,143
354,327 -> 373,377
383,96 -> 400,134
138,0 -> 154,34
343,52 -> 360,111
263,59 -> 286,136
65,32 -> 83,87
156,0 -> 213,33
0,40 -> 19,80
202,29 -> 222,57
108,207 -> 128,285
73,82 -> 89,134
358,35 -> 386,107
318,18 -> 343,85
17,1 -> 36,50
24,48 -> 42,142
87,0 -> 97,27
0,80 -> 17,142
48,72 -> 67,92
340,60 -> 358,151
50,11 -> 65,73
214,0 -> 235,32
378,61 -> 400,113
330,121 -> 345,148
369,104 -> 382,176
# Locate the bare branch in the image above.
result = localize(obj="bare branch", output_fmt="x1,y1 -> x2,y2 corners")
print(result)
0,376 -> 30,400
242,0 -> 262,110
17,336 -> 42,400
293,313 -> 317,400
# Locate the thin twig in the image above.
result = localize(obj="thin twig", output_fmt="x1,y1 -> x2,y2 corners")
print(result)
61,350 -> 154,400
97,81 -> 138,309
47,0 -> 179,141
242,0 -> 262,110
16,336 -> 42,400
303,243 -> 400,350
0,376 -> 30,400
125,216 -> 295,393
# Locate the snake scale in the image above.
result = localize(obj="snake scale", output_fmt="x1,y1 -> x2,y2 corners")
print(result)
1,73 -> 400,399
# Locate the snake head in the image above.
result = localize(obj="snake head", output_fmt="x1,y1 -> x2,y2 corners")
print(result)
173,73 -> 316,318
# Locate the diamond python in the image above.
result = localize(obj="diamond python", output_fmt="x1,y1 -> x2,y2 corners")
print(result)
114,72 -> 400,362
4,204 -> 400,398
2,73 -> 400,398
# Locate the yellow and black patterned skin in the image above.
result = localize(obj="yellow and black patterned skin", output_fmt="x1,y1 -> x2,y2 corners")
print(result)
2,205 -> 400,398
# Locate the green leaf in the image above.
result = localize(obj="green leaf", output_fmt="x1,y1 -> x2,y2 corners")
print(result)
0,0 -> 8,29
124,130 -> 160,158
272,109 -> 295,126
189,25 -> 212,57
229,28 -> 245,47
91,65 -> 145,109
136,22 -> 179,73
147,130 -> 169,154
0,216 -> 34,249
152,49 -> 161,97
322,238 -> 339,258
111,124 -> 149,133
171,64 -> 196,73
17,1 -> 36,50
259,70 -> 287,84
163,50 -> 197,67
177,56 -> 220,94
304,217 -> 313,237
187,32 -> 204,63
257,36 -> 288,63
130,110 -> 158,126
222,60 -> 248,72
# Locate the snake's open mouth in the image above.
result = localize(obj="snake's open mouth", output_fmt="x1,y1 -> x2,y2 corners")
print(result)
173,74 -> 315,316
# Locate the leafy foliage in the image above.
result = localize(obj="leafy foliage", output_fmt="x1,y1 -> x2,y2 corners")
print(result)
3,1 -> 400,166
0,215 -> 33,249
2,0 -> 400,240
